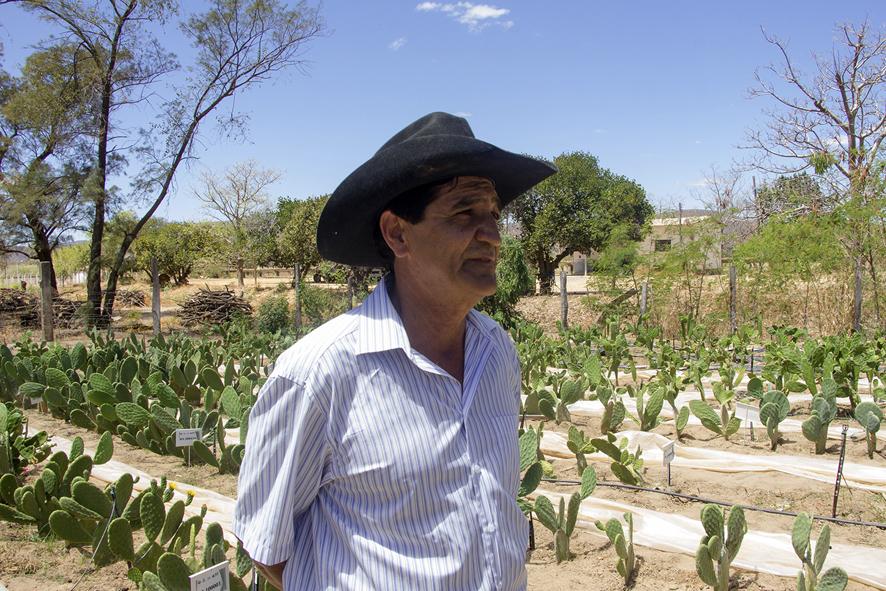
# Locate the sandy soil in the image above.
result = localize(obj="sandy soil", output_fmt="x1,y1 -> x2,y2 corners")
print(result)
2,407 -> 884,590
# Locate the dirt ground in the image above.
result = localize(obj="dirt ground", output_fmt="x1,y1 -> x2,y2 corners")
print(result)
2,403 -> 884,590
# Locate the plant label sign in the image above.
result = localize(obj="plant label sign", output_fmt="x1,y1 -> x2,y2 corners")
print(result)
175,428 -> 202,447
662,441 -> 676,467
190,560 -> 229,591
736,402 -> 760,426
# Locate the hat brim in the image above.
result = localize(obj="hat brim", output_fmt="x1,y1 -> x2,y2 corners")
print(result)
318,135 -> 557,267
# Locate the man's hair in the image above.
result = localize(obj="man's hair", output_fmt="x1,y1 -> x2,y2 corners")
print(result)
373,177 -> 457,268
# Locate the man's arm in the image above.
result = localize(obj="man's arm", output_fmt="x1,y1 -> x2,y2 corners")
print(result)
233,374 -> 332,585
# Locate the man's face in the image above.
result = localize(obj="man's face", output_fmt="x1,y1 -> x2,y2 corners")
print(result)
399,176 -> 502,304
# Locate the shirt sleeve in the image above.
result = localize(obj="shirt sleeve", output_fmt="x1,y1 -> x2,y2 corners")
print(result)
233,373 -> 330,565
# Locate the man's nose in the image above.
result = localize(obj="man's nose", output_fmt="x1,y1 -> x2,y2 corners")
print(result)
476,213 -> 501,245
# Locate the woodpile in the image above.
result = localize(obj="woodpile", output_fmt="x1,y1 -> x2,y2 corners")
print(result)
51,298 -> 85,328
0,289 -> 39,326
116,289 -> 147,307
179,287 -> 252,326
0,289 -> 85,328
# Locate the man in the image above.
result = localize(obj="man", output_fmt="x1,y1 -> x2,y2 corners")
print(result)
233,112 -> 556,590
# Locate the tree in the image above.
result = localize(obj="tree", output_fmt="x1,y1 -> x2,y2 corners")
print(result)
194,160 -> 281,287
733,214 -> 845,329
0,43 -> 95,292
131,220 -> 221,286
476,235 -> 533,326
594,224 -> 641,290
754,172 -> 828,221
276,194 -> 328,278
746,20 -> 885,328
51,241 -> 89,287
12,0 -> 325,324
509,151 -> 653,294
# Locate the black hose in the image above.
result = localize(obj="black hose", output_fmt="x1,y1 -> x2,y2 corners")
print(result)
540,478 -> 886,530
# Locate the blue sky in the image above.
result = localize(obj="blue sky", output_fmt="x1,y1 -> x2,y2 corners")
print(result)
1,1 -> 883,222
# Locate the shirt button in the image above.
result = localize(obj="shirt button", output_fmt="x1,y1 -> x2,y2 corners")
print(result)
472,464 -> 481,474
484,523 -> 496,533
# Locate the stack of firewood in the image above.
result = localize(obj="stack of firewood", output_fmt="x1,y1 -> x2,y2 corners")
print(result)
179,287 -> 252,326
116,289 -> 147,307
0,289 -> 39,326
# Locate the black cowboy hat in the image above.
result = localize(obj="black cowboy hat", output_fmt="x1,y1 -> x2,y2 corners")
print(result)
317,112 -> 557,267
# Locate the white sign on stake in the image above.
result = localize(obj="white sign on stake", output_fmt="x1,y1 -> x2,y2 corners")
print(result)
190,560 -> 229,591
662,441 -> 676,467
175,428 -> 202,447
736,402 -> 760,426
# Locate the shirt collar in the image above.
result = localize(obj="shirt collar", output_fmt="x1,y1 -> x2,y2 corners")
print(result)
355,274 -> 495,357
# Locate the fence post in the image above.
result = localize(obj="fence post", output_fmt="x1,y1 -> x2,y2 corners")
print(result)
560,269 -> 568,329
853,258 -> 863,332
347,270 -> 354,311
293,263 -> 302,337
40,261 -> 54,342
151,257 -> 161,336
640,281 -> 648,317
729,264 -> 737,335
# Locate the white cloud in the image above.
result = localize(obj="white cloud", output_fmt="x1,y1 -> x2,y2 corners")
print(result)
455,111 -> 472,118
593,128 -> 606,134
687,178 -> 710,188
694,139 -> 703,145
416,2 -> 513,32
389,37 -> 407,51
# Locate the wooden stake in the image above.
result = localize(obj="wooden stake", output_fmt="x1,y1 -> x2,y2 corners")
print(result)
729,264 -> 737,335
560,269 -> 568,329
293,263 -> 302,337
39,261 -> 54,342
151,257 -> 161,336
853,258 -> 863,332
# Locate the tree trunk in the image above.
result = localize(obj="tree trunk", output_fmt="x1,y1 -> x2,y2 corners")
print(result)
866,250 -> 882,327
537,259 -> 555,295
29,225 -> 58,296
237,256 -> 245,288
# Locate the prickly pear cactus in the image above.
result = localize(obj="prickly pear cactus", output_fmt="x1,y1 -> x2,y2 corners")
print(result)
595,512 -> 636,585
695,504 -> 746,591
853,402 -> 882,459
802,394 -> 837,454
792,512 -> 848,591
759,390 -> 789,451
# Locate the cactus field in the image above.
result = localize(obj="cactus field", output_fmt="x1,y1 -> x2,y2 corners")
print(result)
1,319 -> 885,590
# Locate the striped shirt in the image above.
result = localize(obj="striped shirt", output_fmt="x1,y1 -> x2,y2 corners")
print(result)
233,275 -> 527,590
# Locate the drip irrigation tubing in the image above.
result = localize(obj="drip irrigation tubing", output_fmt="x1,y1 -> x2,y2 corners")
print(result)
541,478 -> 886,530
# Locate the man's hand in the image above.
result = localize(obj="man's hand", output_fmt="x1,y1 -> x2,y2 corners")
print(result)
255,560 -> 286,590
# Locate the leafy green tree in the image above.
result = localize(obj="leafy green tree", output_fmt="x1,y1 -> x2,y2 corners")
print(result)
755,173 -> 828,220
510,152 -> 653,293
51,241 -> 89,287
734,214 -> 846,329
10,0 -> 326,324
276,195 -> 328,279
594,223 -> 641,290
0,43 -> 95,291
477,235 -> 533,325
131,220 -> 222,286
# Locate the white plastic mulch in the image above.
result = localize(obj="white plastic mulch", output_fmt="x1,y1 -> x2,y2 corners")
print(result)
540,429 -> 886,493
534,488 -> 886,590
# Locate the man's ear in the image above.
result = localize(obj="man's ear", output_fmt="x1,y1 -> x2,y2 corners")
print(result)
378,210 -> 409,258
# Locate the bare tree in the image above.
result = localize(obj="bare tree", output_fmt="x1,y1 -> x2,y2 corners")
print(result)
745,20 -> 885,329
746,21 -> 884,195
195,160 -> 280,287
